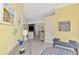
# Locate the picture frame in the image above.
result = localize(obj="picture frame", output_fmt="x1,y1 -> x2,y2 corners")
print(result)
2,3 -> 16,24
58,21 -> 71,31
0,3 -> 3,23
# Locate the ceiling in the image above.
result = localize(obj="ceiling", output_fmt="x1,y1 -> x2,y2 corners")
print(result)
23,3 -> 72,23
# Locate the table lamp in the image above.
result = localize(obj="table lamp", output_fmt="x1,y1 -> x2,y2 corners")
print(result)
23,30 -> 28,40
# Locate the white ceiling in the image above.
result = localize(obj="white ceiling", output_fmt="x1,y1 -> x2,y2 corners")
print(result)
23,3 -> 72,23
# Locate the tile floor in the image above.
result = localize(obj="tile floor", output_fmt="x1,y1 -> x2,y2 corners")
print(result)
9,37 -> 53,55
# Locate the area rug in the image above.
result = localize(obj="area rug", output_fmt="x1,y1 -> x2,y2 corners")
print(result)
41,46 -> 76,55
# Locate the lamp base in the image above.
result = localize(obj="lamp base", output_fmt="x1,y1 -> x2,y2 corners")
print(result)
19,48 -> 25,54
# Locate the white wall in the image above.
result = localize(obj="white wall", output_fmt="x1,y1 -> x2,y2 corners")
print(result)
27,20 -> 43,24
35,24 -> 40,37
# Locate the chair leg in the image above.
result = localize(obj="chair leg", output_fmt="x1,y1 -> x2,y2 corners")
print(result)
75,48 -> 78,55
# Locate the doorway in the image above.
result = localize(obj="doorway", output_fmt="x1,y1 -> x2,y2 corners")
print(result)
34,23 -> 44,41
28,24 -> 35,39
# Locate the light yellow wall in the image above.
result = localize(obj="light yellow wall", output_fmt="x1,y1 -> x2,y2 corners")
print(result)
44,16 -> 54,43
44,4 -> 79,43
0,3 -> 24,54
54,4 -> 79,42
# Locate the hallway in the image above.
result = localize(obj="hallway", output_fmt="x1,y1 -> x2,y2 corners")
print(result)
0,3 -> 79,55
9,37 -> 52,55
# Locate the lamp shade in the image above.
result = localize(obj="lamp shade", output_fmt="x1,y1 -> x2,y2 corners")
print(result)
23,30 -> 28,35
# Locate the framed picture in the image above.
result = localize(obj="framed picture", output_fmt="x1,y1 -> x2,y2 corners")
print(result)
3,3 -> 16,24
58,21 -> 71,31
0,3 -> 3,23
